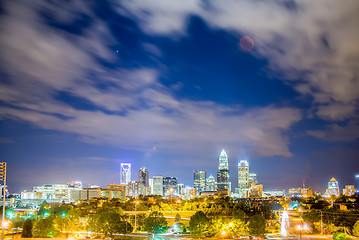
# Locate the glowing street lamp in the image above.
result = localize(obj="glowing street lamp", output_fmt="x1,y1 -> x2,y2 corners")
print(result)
297,225 -> 303,240
169,188 -> 174,213
134,201 -> 139,232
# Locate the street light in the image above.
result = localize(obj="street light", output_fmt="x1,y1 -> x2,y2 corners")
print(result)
169,188 -> 174,213
134,201 -> 139,232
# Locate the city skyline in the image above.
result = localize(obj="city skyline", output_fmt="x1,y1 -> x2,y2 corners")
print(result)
16,149 -> 358,197
1,1 -> 359,193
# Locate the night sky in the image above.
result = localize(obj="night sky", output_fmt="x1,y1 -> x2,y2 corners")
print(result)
1,0 -> 359,194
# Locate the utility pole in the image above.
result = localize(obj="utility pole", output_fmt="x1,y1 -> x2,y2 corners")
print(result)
0,162 -> 7,240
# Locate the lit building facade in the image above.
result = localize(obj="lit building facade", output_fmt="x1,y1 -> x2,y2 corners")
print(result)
102,184 -> 126,201
138,167 -> 149,196
325,177 -> 340,197
343,185 -> 356,196
194,170 -> 206,193
206,175 -> 217,191
23,182 -> 83,202
356,175 -> 359,193
263,189 -> 285,197
288,188 -> 313,197
127,181 -> 140,197
163,177 -> 178,196
152,176 -> 163,196
217,149 -> 230,192
177,183 -> 185,195
238,160 -> 249,189
249,173 -> 258,187
149,179 -> 153,194
120,163 -> 131,184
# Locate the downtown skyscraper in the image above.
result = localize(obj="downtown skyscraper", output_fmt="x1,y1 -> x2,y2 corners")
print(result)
238,160 -> 249,189
217,149 -> 230,191
120,163 -> 131,184
138,167 -> 149,196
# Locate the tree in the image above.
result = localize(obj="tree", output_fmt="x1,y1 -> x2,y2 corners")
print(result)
54,208 -> 83,234
21,219 -> 33,238
33,218 -> 57,238
117,221 -> 133,235
232,209 -> 246,219
353,220 -> 359,237
143,211 -> 168,234
248,214 -> 266,237
189,211 -> 211,237
227,218 -> 248,238
87,208 -> 131,237
333,232 -> 345,240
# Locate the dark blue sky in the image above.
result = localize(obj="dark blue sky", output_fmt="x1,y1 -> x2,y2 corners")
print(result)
1,0 -> 359,193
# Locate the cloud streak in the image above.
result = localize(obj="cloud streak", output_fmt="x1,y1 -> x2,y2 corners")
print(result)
0,0 -> 302,159
119,0 -> 359,141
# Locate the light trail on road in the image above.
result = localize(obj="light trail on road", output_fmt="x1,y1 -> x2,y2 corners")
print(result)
281,210 -> 290,237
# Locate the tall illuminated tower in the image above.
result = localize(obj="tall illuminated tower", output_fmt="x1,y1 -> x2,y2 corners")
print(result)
238,160 -> 249,189
217,149 -> 230,191
120,163 -> 131,184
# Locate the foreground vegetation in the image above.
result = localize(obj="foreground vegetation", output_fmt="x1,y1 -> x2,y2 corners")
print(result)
7,196 -> 277,238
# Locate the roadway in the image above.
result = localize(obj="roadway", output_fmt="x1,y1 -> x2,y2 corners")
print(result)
268,210 -> 332,240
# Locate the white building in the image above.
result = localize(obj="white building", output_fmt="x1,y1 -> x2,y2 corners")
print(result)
152,176 -> 163,196
325,177 -> 340,197
238,160 -> 249,189
206,175 -> 217,191
21,182 -> 83,202
120,163 -> 131,184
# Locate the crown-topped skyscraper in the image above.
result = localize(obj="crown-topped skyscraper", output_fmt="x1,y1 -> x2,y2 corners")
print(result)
217,149 -> 230,192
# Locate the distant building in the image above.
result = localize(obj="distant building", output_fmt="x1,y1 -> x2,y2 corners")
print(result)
138,167 -> 150,196
149,179 -> 153,194
217,149 -> 230,193
152,176 -> 163,196
120,163 -> 131,184
238,160 -> 249,189
21,190 -> 41,200
249,184 -> 263,198
356,175 -> 359,193
263,190 -> 285,197
325,177 -> 340,197
102,184 -> 126,201
177,183 -> 185,195
25,183 -> 83,202
206,175 -> 217,191
79,187 -> 101,201
194,171 -> 206,193
249,173 -> 258,186
343,185 -> 356,196
288,188 -> 313,197
127,181 -> 140,197
163,177 -> 178,196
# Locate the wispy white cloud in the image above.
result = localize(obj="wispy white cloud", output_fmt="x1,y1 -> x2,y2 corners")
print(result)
0,0 -> 302,160
119,0 -> 359,140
